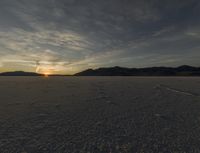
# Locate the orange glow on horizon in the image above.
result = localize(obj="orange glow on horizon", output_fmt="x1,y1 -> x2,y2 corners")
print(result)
43,72 -> 50,77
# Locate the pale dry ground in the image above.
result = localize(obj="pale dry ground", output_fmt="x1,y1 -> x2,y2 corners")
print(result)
0,77 -> 200,153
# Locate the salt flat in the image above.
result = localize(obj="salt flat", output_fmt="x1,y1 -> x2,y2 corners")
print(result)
0,77 -> 200,153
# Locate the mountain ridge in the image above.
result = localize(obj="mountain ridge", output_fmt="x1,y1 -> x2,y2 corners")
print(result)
0,71 -> 42,76
1,65 -> 200,76
75,65 -> 200,76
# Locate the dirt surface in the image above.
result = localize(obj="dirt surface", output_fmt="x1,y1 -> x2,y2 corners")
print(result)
0,77 -> 200,153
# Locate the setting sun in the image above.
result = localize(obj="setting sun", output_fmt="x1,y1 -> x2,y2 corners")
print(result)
36,65 -> 53,76
44,73 -> 49,77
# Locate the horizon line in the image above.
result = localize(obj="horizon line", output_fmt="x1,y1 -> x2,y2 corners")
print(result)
0,65 -> 200,76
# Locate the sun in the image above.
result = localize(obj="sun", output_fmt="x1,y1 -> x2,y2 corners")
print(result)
36,66 -> 53,77
43,72 -> 50,77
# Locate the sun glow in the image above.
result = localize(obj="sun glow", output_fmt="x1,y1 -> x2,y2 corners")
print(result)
35,65 -> 53,77
44,72 -> 49,77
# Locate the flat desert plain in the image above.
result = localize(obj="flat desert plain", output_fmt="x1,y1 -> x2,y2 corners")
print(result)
0,77 -> 200,153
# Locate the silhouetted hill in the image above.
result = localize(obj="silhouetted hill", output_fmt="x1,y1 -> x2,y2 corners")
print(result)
1,66 -> 200,76
75,65 -> 200,76
0,71 -> 42,76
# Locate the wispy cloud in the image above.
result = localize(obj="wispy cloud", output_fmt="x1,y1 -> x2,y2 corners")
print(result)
0,0 -> 200,74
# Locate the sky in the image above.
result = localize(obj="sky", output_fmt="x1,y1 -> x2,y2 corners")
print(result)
0,0 -> 200,74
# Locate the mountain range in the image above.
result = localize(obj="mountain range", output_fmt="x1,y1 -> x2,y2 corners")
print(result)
0,71 -> 42,76
75,65 -> 200,76
0,65 -> 200,76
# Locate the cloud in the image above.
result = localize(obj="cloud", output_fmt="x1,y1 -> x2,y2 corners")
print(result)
0,27 -> 93,73
0,0 -> 200,74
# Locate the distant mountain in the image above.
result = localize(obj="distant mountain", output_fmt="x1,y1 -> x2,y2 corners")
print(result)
1,65 -> 200,76
0,71 -> 42,76
75,65 -> 200,76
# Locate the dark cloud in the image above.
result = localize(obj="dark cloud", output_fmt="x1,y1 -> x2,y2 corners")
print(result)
0,0 -> 200,74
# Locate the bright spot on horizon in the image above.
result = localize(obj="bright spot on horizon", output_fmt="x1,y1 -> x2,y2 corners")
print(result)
44,72 -> 49,77
35,64 -> 53,75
